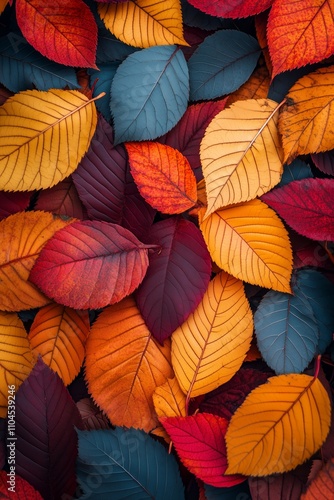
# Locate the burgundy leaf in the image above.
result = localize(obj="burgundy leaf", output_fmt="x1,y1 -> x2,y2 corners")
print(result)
311,150 -> 334,176
14,358 -> 83,500
0,191 -> 32,220
73,116 -> 155,240
289,230 -> 332,269
76,398 -> 111,430
262,178 -> 334,241
35,177 -> 87,219
0,85 -> 13,105
248,463 -> 310,500
136,217 -> 211,344
159,99 -> 228,182
182,25 -> 211,60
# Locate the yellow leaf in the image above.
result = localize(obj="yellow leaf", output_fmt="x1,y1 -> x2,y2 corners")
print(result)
279,66 -> 334,163
171,272 -> 253,400
85,296 -> 173,432
29,303 -> 90,385
0,311 -> 35,417
226,374 -> 331,476
200,98 -> 283,217
199,199 -> 292,293
98,0 -> 188,48
0,89 -> 98,191
153,377 -> 186,419
0,211 -> 73,311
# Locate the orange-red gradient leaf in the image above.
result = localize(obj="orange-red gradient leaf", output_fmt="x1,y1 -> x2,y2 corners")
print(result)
125,142 -> 197,214
29,221 -> 150,310
98,0 -> 188,48
85,297 -> 173,431
0,211 -> 72,311
16,0 -> 97,68
279,67 -> 334,163
301,457 -> 334,499
199,200 -> 293,293
226,374 -> 331,476
171,272 -> 253,399
153,377 -> 186,419
268,0 -> 334,78
29,303 -> 90,385
0,311 -> 35,418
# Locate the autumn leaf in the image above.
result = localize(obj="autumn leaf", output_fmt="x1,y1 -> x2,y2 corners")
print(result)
199,199 -> 293,293
16,0 -> 97,68
153,377 -> 186,419
171,272 -> 253,400
98,0 -> 188,48
200,99 -> 283,216
227,62 -> 271,105
187,0 -> 272,18
29,220 -> 151,310
125,142 -> 197,214
301,457 -> 334,499
279,67 -> 334,163
35,178 -> 86,220
267,0 -> 334,78
0,470 -> 43,499
0,89 -> 99,191
85,297 -> 173,431
226,374 -> 331,476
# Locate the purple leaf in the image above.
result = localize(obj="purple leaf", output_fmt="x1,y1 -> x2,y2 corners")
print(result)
311,150 -> 334,176
136,217 -> 211,344
14,358 -> 83,500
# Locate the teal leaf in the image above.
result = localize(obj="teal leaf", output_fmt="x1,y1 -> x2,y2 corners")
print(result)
89,63 -> 120,121
76,427 -> 185,500
254,290 -> 318,374
277,159 -> 314,187
0,34 -> 79,92
110,45 -> 189,144
188,30 -> 260,101
294,269 -> 334,353
204,482 -> 251,499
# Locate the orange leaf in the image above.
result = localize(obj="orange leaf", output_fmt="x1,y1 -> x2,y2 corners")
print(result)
301,457 -> 334,499
0,0 -> 8,14
85,296 -> 173,432
279,67 -> 334,163
0,211 -> 72,311
29,303 -> 90,385
0,311 -> 35,417
268,0 -> 334,78
125,141 -> 197,214
227,62 -> 270,106
226,374 -> 331,476
98,0 -> 188,48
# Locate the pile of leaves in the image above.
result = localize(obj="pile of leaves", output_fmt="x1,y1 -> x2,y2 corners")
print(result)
0,0 -> 334,498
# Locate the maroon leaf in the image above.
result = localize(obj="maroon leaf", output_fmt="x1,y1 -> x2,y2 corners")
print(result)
0,192 -> 32,220
262,178 -> 334,241
136,217 -> 211,344
159,99 -> 228,182
73,116 -> 156,240
14,358 -> 83,500
76,398 -> 111,430
311,151 -> 334,176
289,230 -> 332,269
187,0 -> 273,18
249,463 -> 310,500
35,177 -> 87,219
0,86 -> 13,105
0,470 -> 43,499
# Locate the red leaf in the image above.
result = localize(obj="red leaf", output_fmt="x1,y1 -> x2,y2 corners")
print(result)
290,231 -> 332,270
187,0 -> 272,18
0,191 -> 31,220
159,99 -> 228,182
16,0 -> 97,68
136,218 -> 211,344
0,470 -> 43,499
311,150 -> 334,176
73,116 -> 155,240
29,221 -> 150,309
35,177 -> 87,219
14,358 -> 83,499
160,413 -> 245,487
261,178 -> 334,241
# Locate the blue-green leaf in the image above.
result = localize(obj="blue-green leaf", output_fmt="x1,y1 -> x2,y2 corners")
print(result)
76,427 -> 185,500
294,269 -> 334,353
110,45 -> 189,144
254,291 -> 318,374
277,159 -> 313,187
188,30 -> 260,101
0,34 -> 78,92
89,63 -> 120,121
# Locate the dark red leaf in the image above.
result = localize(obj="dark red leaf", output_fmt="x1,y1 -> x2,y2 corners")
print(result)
76,398 -> 111,430
136,217 -> 211,344
14,358 -> 83,500
73,116 -> 155,240
0,192 -> 31,220
182,25 -> 210,60
35,177 -> 87,219
159,99 -> 228,182
262,178 -> 334,241
187,0 -> 273,19
160,413 -> 245,487
311,150 -> 334,176
289,230 -> 332,269
0,470 -> 43,499
249,463 -> 310,500
0,85 -> 13,106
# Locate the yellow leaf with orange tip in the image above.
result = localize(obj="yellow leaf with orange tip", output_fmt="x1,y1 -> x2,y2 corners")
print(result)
200,99 -> 283,217
279,66 -> 334,163
98,0 -> 188,49
171,272 -> 253,400
227,62 -> 270,106
29,303 -> 90,385
0,0 -> 8,15
153,377 -> 186,419
0,311 -> 35,417
0,211 -> 73,311
85,296 -> 173,432
226,374 -> 331,476
199,199 -> 293,293
0,89 -> 98,191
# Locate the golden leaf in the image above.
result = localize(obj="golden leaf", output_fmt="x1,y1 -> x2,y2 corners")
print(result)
153,377 -> 186,419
